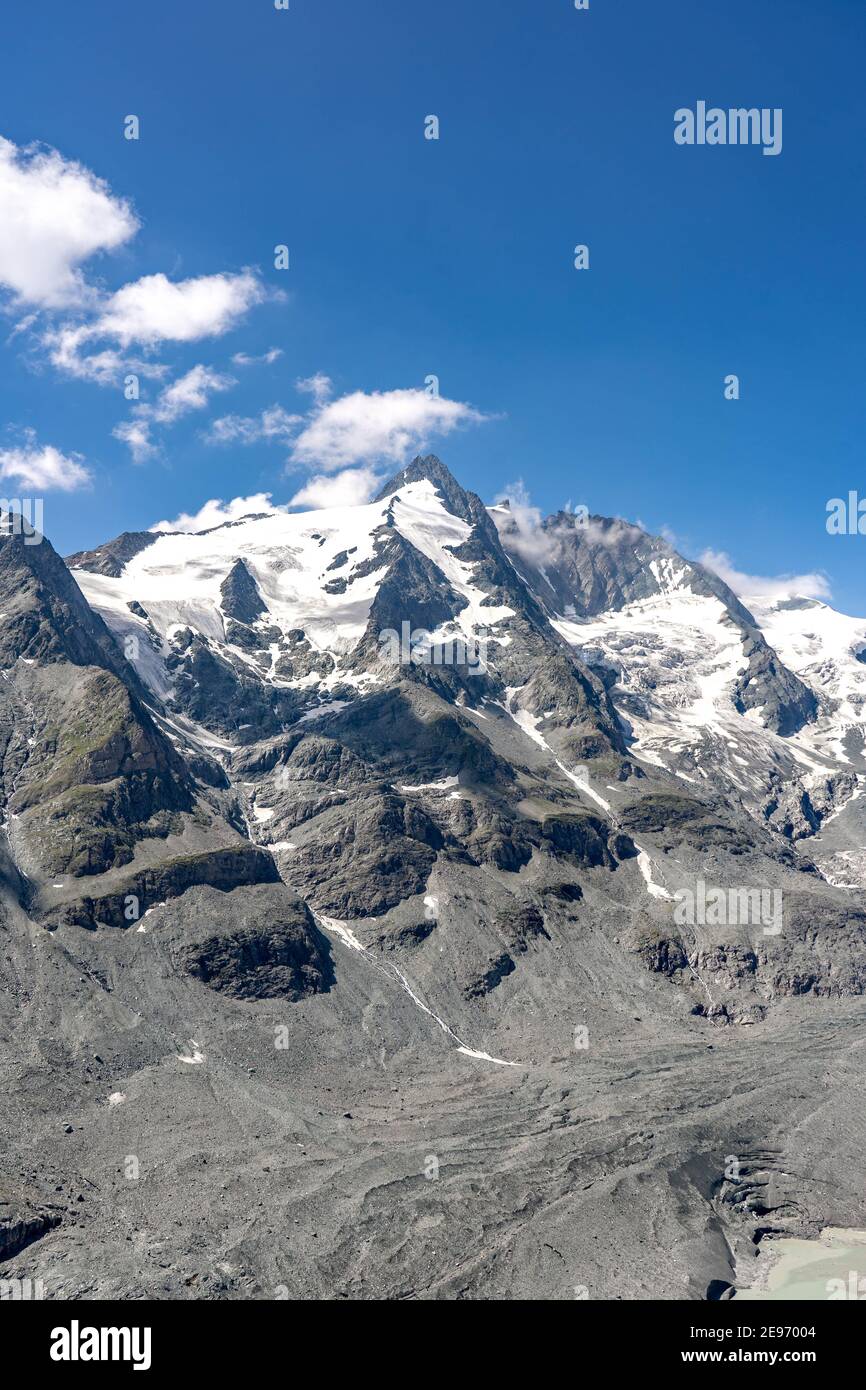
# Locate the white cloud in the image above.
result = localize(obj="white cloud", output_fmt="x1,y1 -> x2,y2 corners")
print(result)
289,466 -> 382,510
48,331 -> 121,383
150,492 -> 284,533
289,387 -> 486,471
151,364 -> 235,424
0,138 -> 271,402
45,271 -> 267,384
0,433 -> 91,491
43,324 -> 167,385
295,372 -> 333,406
578,515 -> 642,547
0,136 -> 138,308
91,270 -> 265,348
493,481 -> 645,569
112,418 -> 155,464
699,549 -> 831,602
6,312 -> 37,341
492,479 -> 560,567
112,364 -> 236,460
47,271 -> 266,385
205,404 -> 300,446
232,347 -> 283,367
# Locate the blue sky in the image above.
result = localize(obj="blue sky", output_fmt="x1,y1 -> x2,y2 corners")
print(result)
1,0 -> 865,610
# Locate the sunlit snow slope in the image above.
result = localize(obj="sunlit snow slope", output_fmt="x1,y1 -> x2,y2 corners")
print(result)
72,478 -> 511,707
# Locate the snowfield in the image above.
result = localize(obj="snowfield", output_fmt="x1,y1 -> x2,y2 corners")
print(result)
72,479 -> 514,699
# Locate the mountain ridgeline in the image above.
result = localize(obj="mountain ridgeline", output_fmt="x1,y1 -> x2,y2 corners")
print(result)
1,458 -> 865,1299
3,454 -> 863,996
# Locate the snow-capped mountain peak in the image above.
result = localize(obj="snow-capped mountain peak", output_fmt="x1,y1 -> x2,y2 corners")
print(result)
66,455 -> 866,868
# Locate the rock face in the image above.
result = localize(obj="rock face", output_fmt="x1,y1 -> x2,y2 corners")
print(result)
0,1201 -> 62,1262
66,530 -> 168,579
219,559 -> 268,626
41,845 -> 282,931
0,454 -> 863,1301
10,666 -> 195,881
162,884 -> 334,1001
0,527 -> 287,938
0,526 -> 150,689
492,507 -> 818,738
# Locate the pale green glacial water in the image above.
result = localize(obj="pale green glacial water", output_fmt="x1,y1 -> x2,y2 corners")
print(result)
737,1228 -> 866,1300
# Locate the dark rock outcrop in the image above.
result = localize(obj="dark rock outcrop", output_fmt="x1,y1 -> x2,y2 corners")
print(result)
66,530 -> 165,579
165,884 -> 334,1001
219,559 -> 268,626
42,845 -> 281,931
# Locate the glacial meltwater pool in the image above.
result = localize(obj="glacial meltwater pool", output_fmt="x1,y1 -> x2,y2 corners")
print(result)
736,1229 -> 866,1300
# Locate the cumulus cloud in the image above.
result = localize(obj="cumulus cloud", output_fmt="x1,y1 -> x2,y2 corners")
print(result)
90,270 -> 265,348
150,492 -> 284,534
0,136 -> 138,309
699,549 -> 831,602
46,271 -> 266,385
289,387 -> 486,472
205,404 -> 300,446
0,136 -> 272,420
0,432 -> 91,490
289,466 -> 382,510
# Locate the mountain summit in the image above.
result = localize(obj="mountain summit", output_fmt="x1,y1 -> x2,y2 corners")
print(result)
0,456 -> 864,1299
